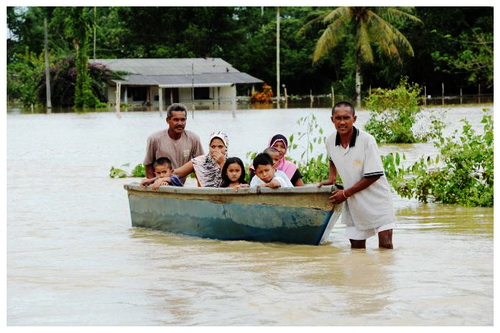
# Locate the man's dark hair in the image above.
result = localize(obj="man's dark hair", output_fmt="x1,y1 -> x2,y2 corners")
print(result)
166,103 -> 188,119
252,153 -> 274,170
154,157 -> 173,169
332,101 -> 355,116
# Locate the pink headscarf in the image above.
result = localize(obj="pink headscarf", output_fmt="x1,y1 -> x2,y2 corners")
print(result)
268,134 -> 298,180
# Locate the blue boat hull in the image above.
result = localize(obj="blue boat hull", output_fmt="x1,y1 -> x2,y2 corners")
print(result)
125,184 -> 342,245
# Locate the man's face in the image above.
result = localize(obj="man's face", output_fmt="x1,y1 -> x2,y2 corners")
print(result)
166,110 -> 187,135
331,105 -> 357,135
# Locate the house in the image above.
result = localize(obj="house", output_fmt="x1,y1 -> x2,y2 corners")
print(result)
90,58 -> 263,110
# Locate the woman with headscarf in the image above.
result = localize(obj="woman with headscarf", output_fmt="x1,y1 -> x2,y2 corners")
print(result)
173,131 -> 228,187
268,134 -> 304,186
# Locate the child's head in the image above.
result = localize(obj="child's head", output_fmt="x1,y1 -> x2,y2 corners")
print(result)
153,157 -> 173,177
252,153 -> 276,183
263,147 -> 280,169
221,157 -> 246,186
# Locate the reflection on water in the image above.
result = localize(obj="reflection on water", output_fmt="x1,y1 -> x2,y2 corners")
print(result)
6,106 -> 493,326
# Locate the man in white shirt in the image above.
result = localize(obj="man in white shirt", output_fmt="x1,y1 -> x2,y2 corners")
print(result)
319,101 -> 395,249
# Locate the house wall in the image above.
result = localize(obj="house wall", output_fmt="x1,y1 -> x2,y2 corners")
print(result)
106,85 -> 238,107
178,86 -> 236,105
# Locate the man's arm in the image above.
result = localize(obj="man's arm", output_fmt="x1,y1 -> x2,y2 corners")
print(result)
173,160 -> 194,179
145,164 -> 155,179
318,160 -> 337,187
329,175 -> 381,204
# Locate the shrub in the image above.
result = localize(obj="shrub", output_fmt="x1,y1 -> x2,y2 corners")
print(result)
365,77 -> 443,143
382,110 -> 493,207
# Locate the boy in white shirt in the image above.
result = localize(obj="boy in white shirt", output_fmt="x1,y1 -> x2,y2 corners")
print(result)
250,153 -> 293,189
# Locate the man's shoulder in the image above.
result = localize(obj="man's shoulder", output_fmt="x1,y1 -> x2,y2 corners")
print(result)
183,130 -> 202,142
148,129 -> 168,140
357,129 -> 377,143
326,131 -> 337,146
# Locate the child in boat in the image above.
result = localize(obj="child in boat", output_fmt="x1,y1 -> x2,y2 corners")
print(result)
262,147 -> 296,184
250,152 -> 293,189
141,157 -> 183,189
220,157 -> 249,190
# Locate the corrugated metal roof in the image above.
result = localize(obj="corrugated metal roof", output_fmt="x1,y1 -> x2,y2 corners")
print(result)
91,58 -> 262,87
114,72 -> 262,87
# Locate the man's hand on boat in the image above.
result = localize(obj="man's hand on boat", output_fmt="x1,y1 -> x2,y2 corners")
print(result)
316,179 -> 335,188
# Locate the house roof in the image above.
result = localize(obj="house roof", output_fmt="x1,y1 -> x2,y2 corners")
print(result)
91,58 -> 263,87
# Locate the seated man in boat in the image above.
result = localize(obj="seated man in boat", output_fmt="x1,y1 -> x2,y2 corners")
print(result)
250,152 -> 293,189
141,157 -> 183,189
143,103 -> 204,184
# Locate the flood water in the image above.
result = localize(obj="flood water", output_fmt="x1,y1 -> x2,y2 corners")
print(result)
6,105 -> 494,326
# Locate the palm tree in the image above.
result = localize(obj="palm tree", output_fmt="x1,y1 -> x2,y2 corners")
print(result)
309,7 -> 421,107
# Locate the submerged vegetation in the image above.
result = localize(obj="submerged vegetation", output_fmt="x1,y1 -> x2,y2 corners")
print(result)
364,78 -> 444,143
383,111 -> 493,207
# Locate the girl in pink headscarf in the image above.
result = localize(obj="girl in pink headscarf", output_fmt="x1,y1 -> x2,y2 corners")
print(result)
268,134 -> 304,186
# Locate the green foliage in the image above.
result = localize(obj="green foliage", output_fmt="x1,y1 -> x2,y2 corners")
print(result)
6,7 -> 494,106
109,163 -> 145,178
287,114 -> 330,184
67,7 -> 103,109
431,26 -> 493,88
364,78 -> 443,143
382,111 -> 493,207
36,57 -> 116,108
7,50 -> 44,107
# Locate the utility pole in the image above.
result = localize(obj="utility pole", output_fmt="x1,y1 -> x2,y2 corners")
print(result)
276,7 -> 280,108
44,17 -> 52,113
93,7 -> 96,61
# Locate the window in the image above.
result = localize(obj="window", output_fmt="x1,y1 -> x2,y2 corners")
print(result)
194,87 -> 210,100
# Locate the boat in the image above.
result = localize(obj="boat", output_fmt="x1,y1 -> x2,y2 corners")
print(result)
124,183 -> 343,245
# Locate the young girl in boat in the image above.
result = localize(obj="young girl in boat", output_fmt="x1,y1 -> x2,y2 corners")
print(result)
220,157 -> 249,190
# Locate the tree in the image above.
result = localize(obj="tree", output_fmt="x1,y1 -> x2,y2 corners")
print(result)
307,7 -> 422,107
57,7 -> 101,108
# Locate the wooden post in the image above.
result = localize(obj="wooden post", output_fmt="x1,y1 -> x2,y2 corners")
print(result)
441,82 -> 444,105
460,87 -> 463,104
159,87 -> 163,116
478,84 -> 481,103
276,7 -> 280,109
115,82 -> 121,118
424,86 -> 427,106
44,18 -> 52,113
331,86 -> 334,106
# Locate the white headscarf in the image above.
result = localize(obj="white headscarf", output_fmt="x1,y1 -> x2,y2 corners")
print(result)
192,131 -> 228,187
